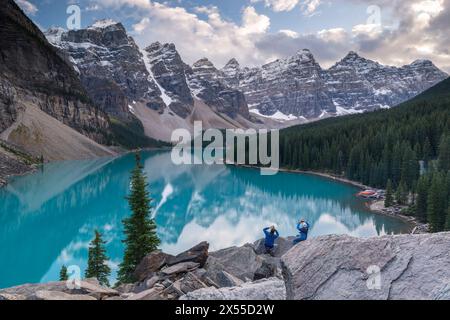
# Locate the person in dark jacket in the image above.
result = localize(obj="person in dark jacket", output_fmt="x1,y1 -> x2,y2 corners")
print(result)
293,219 -> 309,244
263,226 -> 279,255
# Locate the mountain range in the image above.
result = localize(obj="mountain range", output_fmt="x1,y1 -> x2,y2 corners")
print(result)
220,50 -> 448,118
0,0 -> 448,166
44,19 -> 448,140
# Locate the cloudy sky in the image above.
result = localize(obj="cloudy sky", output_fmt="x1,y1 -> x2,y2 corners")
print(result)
15,0 -> 450,72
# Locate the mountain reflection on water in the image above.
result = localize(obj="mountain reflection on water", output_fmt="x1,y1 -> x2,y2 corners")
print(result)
0,151 -> 409,288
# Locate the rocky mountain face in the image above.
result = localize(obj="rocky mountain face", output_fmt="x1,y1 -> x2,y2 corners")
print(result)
0,0 -> 110,143
45,21 -> 165,120
44,19 -> 447,127
220,50 -> 448,119
142,42 -> 194,118
221,49 -> 335,119
46,25 -> 252,123
326,52 -> 449,113
141,42 -> 251,120
187,58 -> 250,119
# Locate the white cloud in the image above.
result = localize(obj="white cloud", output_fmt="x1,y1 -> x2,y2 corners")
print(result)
265,0 -> 300,12
351,23 -> 383,37
317,28 -> 347,42
85,4 -> 101,11
130,4 -> 271,67
15,0 -> 38,15
279,29 -> 299,38
241,6 -> 271,34
412,0 -> 444,15
301,0 -> 322,16
95,0 -> 450,72
194,5 -> 219,15
251,0 -> 321,14
132,17 -> 150,33
93,0 -> 152,9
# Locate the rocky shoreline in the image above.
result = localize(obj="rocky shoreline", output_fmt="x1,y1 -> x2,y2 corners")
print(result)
369,200 -> 429,234
0,141 -> 38,187
231,164 -> 420,231
2,232 -> 450,300
0,146 -> 165,188
269,169 -> 428,234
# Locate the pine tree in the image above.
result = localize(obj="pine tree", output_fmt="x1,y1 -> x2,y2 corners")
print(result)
415,176 -> 429,222
117,153 -> 160,284
85,230 -> 111,286
385,179 -> 394,207
422,138 -> 432,164
445,206 -> 450,231
438,134 -> 450,172
395,181 -> 408,205
427,173 -> 446,232
59,265 -> 69,281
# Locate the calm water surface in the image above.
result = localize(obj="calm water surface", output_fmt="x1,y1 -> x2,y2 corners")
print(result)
0,151 -> 409,288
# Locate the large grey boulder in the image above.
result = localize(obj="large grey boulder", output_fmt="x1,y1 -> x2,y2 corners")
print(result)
161,262 -> 200,276
200,258 -> 245,288
253,236 -> 296,257
126,286 -> 165,300
133,250 -> 173,282
208,245 -> 262,281
31,290 -> 97,301
177,272 -> 209,294
166,242 -> 209,268
180,278 -> 286,300
0,280 -> 119,300
253,259 -> 278,281
281,233 -> 450,300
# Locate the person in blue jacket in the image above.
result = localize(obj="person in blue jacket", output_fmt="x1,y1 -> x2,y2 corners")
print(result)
263,226 -> 279,255
293,219 -> 309,244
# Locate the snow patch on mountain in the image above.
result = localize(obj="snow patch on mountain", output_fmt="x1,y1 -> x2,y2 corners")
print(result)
141,49 -> 173,107
89,19 -> 119,29
250,109 -> 300,122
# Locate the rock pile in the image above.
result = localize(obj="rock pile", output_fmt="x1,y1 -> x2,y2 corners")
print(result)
2,233 -> 450,300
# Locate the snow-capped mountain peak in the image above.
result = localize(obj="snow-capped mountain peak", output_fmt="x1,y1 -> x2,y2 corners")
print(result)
192,58 -> 219,79
44,27 -> 66,44
219,49 -> 448,119
88,19 -> 121,30
332,51 -> 382,72
409,59 -> 435,68
44,17 -> 448,129
294,48 -> 315,60
224,58 -> 240,69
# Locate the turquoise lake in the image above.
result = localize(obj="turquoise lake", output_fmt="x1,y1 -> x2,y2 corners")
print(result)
0,151 -> 410,288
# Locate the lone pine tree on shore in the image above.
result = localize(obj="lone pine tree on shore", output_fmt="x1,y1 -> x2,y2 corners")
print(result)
117,153 -> 160,284
395,181 -> 408,205
415,175 -> 429,223
385,179 -> 394,207
85,230 -> 111,286
59,265 -> 68,281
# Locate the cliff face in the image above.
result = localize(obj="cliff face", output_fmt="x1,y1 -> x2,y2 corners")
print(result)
0,0 -> 110,144
187,58 -> 250,119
